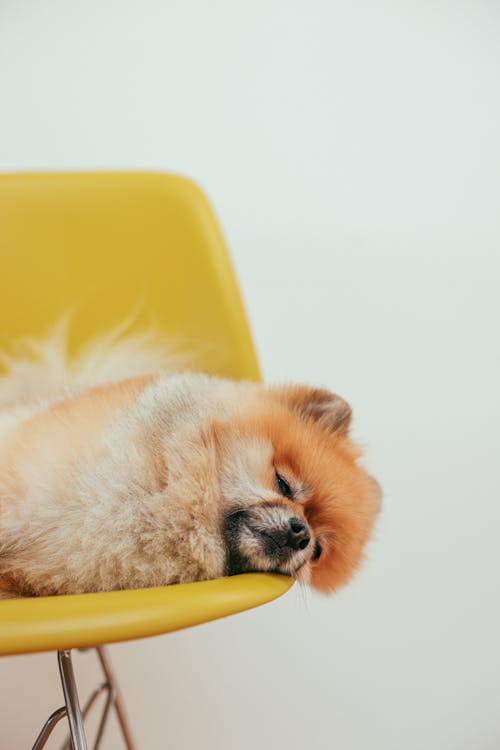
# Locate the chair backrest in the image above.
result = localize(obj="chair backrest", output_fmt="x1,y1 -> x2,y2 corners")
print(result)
0,171 -> 260,381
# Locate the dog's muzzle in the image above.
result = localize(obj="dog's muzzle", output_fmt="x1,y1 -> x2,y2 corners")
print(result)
223,505 -> 312,575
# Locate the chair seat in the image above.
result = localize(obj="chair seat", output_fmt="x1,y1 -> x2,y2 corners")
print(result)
0,574 -> 293,656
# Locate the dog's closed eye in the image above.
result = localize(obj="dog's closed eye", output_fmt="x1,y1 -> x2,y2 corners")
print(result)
312,541 -> 322,561
275,471 -> 293,499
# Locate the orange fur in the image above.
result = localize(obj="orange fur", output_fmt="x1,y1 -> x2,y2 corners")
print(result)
223,395 -> 380,593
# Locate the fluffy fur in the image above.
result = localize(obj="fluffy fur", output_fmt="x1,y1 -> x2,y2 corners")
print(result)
0,325 -> 380,599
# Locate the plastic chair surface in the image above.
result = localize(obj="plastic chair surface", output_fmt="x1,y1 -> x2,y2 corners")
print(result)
0,172 -> 292,655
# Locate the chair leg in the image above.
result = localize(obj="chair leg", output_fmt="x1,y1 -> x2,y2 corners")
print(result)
31,646 -> 137,750
95,647 -> 136,750
58,650 -> 89,750
58,647 -> 137,750
60,681 -> 113,750
32,706 -> 68,750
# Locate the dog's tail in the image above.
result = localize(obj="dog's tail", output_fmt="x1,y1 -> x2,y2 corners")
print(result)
0,317 -> 185,406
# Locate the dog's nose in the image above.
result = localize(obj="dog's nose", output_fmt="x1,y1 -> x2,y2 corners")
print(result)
287,518 -> 311,551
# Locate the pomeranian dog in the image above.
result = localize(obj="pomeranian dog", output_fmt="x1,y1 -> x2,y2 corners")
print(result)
0,323 -> 380,599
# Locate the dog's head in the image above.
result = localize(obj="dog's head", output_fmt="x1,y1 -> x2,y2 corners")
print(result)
215,385 -> 381,593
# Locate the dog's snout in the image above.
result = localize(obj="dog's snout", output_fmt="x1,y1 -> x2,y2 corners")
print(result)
250,511 -> 312,557
287,517 -> 311,550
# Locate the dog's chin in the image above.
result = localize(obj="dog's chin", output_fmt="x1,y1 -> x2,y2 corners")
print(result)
223,511 -> 311,578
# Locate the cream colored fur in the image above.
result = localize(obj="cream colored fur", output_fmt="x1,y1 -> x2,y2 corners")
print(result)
0,318 -> 183,406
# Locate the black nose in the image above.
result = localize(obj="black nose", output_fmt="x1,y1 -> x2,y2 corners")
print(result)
287,518 -> 311,551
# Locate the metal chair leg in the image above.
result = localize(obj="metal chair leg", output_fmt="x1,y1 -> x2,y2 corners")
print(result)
89,680 -> 114,750
60,682 -> 113,750
32,646 -> 136,750
32,706 -> 68,750
59,647 -> 137,750
95,647 -> 136,750
58,650 -> 89,750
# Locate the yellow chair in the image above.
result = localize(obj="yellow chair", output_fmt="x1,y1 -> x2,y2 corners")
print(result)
0,172 -> 293,749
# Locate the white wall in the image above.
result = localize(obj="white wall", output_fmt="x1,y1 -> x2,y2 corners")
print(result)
1,2 -> 499,748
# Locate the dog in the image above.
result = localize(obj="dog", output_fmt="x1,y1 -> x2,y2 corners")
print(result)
0,323 -> 380,598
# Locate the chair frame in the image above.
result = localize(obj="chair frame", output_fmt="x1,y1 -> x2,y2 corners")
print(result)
31,648 -> 135,750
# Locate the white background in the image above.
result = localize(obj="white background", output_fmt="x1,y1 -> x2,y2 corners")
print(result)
1,2 -> 499,749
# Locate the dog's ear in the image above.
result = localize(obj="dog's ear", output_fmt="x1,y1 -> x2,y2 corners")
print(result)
273,386 -> 352,436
